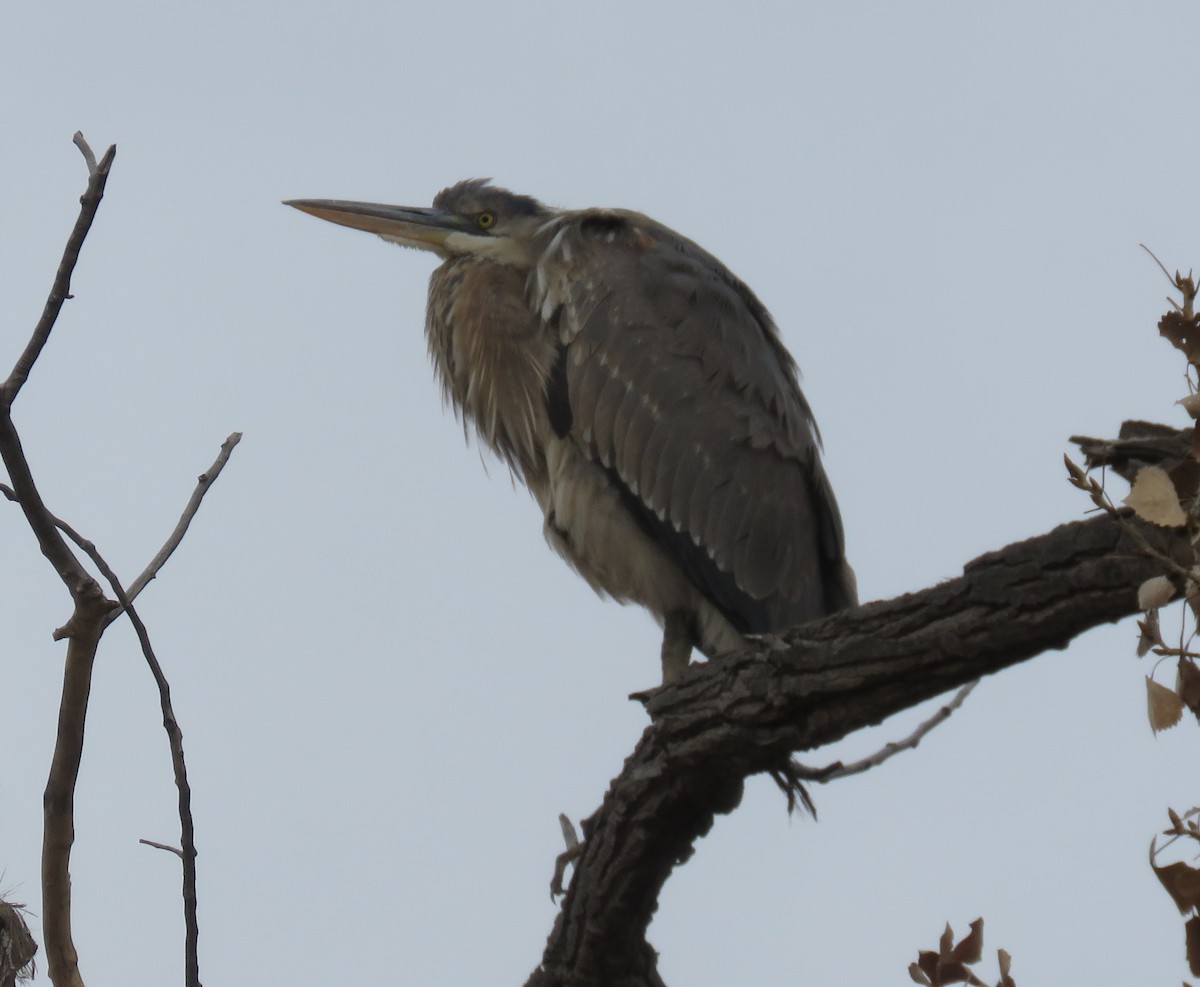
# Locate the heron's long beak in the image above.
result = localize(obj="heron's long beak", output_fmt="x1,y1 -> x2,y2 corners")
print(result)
284,199 -> 467,251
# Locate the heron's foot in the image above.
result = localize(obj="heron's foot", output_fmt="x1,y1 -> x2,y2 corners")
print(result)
660,610 -> 695,682
744,631 -> 789,652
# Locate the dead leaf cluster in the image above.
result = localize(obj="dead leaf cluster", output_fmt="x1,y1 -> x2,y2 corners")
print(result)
1151,809 -> 1200,977
1065,260 -> 1200,732
1156,304 -> 1200,367
1068,253 -> 1200,981
1064,450 -> 1200,730
908,919 -> 1013,987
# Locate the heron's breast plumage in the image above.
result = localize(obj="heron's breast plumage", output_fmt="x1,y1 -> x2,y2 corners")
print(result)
425,257 -> 558,482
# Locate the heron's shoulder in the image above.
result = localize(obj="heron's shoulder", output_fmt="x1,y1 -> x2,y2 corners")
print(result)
540,207 -> 723,259
537,209 -> 767,309
540,209 -> 796,364
534,208 -> 661,257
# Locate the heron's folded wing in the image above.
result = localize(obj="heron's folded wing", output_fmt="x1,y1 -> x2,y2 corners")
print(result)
538,209 -> 853,631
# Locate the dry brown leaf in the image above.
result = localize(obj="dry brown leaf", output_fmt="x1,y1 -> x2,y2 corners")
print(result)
948,919 -> 985,966
1151,839 -> 1200,913
939,923 -> 955,957
996,948 -> 1015,987
1188,915 -> 1200,977
915,950 -> 942,985
1180,395 -> 1200,419
1148,676 -> 1185,732
914,920 -> 989,986
1187,571 -> 1200,627
1160,310 -> 1200,363
1138,612 -> 1164,657
1140,575 -> 1176,610
909,962 -> 933,985
1179,659 -> 1200,718
1125,467 -> 1188,527
1063,453 -> 1089,486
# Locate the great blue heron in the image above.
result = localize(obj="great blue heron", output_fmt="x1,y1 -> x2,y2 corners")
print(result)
286,181 -> 856,682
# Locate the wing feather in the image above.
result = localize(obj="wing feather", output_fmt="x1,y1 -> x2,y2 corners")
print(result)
539,208 -> 855,633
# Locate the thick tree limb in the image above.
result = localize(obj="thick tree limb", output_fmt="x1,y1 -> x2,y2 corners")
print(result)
528,511 -> 1183,987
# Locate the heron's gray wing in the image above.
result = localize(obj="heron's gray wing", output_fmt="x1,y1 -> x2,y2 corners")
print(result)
537,210 -> 854,633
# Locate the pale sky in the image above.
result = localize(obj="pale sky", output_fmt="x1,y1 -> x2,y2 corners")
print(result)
2,3 -> 1196,984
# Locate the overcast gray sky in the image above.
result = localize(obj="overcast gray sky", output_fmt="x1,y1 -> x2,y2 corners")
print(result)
2,3 -> 1196,984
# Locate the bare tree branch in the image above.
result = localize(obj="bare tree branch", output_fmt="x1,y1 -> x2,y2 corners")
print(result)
71,132 -> 97,175
2,437 -> 238,987
2,136 -> 231,987
14,434 -> 240,987
139,840 -> 185,860
2,426 -> 242,618
527,510 -> 1183,987
0,135 -> 118,987
791,680 -> 979,782
116,432 -> 242,613
0,138 -> 115,409
61,526 -> 204,987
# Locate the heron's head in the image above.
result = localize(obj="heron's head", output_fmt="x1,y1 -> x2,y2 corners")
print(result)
285,179 -> 551,268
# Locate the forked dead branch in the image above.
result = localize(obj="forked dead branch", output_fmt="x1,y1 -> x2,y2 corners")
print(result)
1,136 -> 240,987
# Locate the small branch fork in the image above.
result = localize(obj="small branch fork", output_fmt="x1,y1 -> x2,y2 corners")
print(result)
0,135 -> 238,987
790,679 -> 979,783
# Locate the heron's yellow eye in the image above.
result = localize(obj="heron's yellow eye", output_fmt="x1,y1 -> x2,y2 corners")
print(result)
477,212 -> 496,230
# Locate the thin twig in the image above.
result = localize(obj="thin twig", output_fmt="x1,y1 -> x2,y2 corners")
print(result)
102,584 -> 201,987
49,521 -> 203,987
2,428 -> 242,622
138,840 -> 184,860
116,432 -> 242,613
1,140 -> 115,409
1140,242 -> 1176,286
1066,454 -> 1196,584
792,681 -> 979,783
550,815 -> 582,899
71,133 -> 98,175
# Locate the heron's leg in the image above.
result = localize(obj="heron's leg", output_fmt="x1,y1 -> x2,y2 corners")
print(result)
660,610 -> 695,682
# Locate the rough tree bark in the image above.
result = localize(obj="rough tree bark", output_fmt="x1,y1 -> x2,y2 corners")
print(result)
527,510 -> 1182,987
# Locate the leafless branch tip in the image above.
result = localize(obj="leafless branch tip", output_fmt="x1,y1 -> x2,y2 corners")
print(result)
550,815 -> 583,900
792,680 -> 979,783
139,839 -> 184,860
